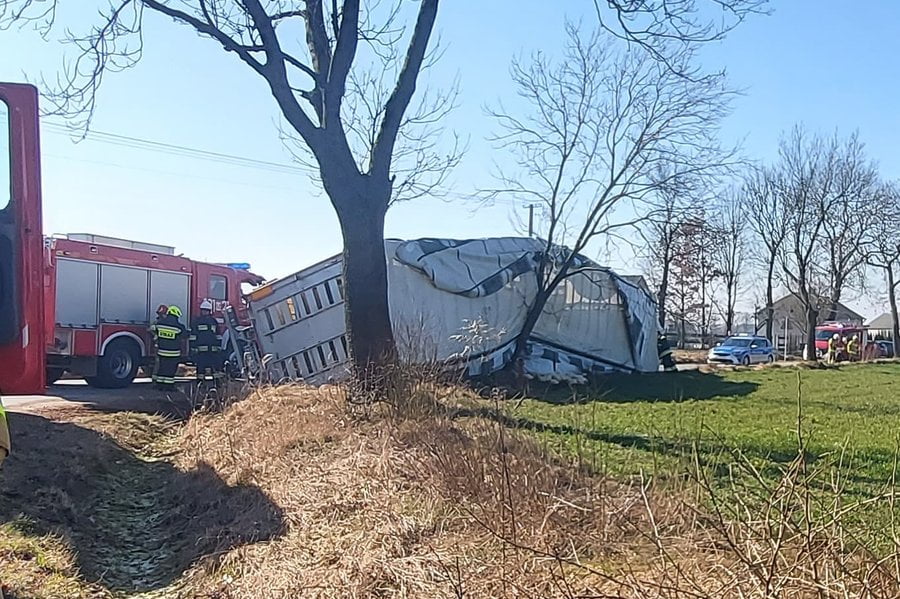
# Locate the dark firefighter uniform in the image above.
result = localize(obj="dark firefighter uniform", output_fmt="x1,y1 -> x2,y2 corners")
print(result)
151,307 -> 186,389
658,333 -> 678,372
190,302 -> 222,379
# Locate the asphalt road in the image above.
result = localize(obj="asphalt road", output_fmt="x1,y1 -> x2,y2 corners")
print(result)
3,378 -> 195,414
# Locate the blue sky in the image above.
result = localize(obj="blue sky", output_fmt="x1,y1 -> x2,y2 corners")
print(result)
1,1 -> 898,317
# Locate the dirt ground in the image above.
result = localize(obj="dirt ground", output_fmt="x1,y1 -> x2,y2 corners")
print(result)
0,382 -> 283,598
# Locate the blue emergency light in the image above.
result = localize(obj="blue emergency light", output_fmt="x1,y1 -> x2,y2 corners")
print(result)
224,262 -> 252,270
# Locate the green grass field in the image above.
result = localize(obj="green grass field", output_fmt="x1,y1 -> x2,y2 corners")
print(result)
505,363 -> 900,505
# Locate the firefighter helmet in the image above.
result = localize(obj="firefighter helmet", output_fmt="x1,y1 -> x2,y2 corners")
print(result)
167,305 -> 182,318
200,300 -> 213,311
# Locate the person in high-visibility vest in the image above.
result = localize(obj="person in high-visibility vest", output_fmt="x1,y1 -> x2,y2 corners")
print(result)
846,334 -> 860,361
657,333 -> 678,372
190,300 -> 222,380
0,399 -> 9,466
151,305 -> 186,390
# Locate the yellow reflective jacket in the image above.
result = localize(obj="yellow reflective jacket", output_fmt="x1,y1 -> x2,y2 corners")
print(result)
0,400 -> 9,464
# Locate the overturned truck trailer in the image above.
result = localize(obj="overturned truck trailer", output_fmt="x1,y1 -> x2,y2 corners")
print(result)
246,237 -> 659,384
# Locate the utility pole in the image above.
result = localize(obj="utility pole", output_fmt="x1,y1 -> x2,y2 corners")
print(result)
527,204 -> 535,237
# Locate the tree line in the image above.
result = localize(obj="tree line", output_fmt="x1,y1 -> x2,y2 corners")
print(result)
640,128 -> 900,358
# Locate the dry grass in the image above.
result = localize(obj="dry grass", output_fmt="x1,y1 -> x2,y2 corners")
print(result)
4,372 -> 897,598
169,378 -> 900,598
170,384 -> 647,598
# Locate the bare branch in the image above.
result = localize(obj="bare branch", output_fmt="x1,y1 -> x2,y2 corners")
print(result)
370,0 -> 438,182
594,0 -> 770,75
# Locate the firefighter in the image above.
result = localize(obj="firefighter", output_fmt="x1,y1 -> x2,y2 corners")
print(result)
155,304 -> 169,323
0,399 -> 9,467
151,305 -> 186,390
657,333 -> 678,373
827,333 -> 839,364
190,300 -> 222,380
846,334 -> 860,361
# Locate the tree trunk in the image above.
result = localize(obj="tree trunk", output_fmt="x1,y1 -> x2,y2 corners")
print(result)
658,261 -> 670,329
725,275 -> 735,335
804,306 -> 818,362
827,276 -> 843,322
336,199 -> 396,384
888,267 -> 900,357
764,259 -> 775,341
513,286 -> 553,362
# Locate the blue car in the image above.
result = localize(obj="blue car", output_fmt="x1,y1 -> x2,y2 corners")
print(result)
707,335 -> 775,366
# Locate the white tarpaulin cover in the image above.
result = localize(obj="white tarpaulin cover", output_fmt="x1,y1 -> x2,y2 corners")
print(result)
387,237 -> 659,377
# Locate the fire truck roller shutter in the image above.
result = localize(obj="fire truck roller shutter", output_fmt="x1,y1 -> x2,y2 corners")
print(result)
55,259 -> 99,327
149,270 -> 190,328
99,264 -> 149,323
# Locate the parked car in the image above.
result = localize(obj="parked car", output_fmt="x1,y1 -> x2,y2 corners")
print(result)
707,335 -> 775,366
873,340 -> 896,358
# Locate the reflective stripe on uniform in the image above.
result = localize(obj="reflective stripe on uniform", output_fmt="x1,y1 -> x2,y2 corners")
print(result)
196,324 -> 214,331
155,325 -> 181,340
157,349 -> 182,358
659,348 -> 674,358
155,376 -> 176,384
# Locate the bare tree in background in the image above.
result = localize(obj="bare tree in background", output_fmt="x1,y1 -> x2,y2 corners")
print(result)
3,0 -> 455,388
639,166 -> 704,329
485,24 -> 732,363
862,183 -> 900,356
711,189 -> 747,336
694,216 -> 720,344
817,133 -> 879,320
775,127 -> 844,360
743,165 -> 786,341
667,215 -> 717,347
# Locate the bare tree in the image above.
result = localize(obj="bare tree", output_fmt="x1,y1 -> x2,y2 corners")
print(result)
667,214 -> 717,347
486,23 -> 732,363
3,0 -> 453,385
639,166 -> 704,329
863,183 -> 900,356
711,188 -> 747,336
818,133 -> 880,320
775,127 -> 847,360
743,165 -> 786,341
694,216 -> 720,344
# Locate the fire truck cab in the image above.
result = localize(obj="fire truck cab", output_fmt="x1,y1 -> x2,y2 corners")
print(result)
46,234 -> 263,388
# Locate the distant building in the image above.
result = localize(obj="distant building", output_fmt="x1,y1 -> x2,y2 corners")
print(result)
754,294 -> 864,354
867,312 -> 896,340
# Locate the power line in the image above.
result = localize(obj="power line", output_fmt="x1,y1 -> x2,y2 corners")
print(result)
42,122 -> 306,175
43,153 -> 297,192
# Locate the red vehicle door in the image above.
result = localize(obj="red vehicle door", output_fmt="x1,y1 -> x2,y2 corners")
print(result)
0,83 -> 45,394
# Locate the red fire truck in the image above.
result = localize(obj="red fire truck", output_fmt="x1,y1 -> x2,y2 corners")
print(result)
0,82 -> 262,394
46,234 -> 263,388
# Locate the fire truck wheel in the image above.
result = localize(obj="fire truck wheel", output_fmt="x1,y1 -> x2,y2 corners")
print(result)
87,338 -> 141,389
